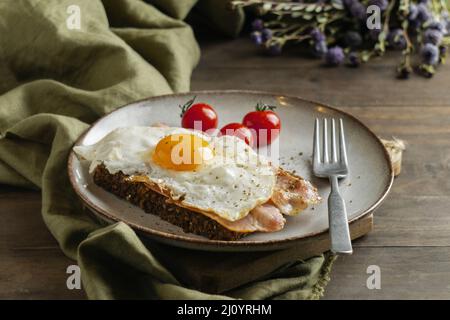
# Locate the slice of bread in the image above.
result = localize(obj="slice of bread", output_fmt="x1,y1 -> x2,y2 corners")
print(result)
93,164 -> 248,240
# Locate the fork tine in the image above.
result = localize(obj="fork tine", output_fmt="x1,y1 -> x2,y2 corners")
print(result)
331,118 -> 337,163
339,118 -> 348,166
322,118 -> 328,163
313,118 -> 321,165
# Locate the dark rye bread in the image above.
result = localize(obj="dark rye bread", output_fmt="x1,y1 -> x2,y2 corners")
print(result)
93,164 -> 248,241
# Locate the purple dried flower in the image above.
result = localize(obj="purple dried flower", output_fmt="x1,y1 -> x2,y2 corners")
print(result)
417,3 -> 431,23
250,31 -> 263,45
408,4 -> 419,21
325,46 -> 345,66
267,42 -> 282,56
312,40 -> 328,58
421,43 -> 439,65
252,19 -> 264,31
387,29 -> 407,50
368,0 -> 388,11
261,28 -> 273,42
344,31 -> 363,48
427,21 -> 445,32
349,1 -> 366,20
423,29 -> 443,46
310,28 -> 326,42
427,20 -> 447,35
347,52 -> 360,67
343,0 -> 355,8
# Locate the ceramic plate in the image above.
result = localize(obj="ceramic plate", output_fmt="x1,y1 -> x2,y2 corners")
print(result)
68,90 -> 393,252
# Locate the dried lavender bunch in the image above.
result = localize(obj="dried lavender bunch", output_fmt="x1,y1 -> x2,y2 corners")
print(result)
231,0 -> 450,78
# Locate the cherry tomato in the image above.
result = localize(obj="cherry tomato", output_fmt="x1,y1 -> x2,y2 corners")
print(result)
242,103 -> 281,147
180,96 -> 218,132
219,123 -> 254,146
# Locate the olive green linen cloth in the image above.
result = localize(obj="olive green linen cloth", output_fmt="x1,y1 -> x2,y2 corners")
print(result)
0,0 -> 334,299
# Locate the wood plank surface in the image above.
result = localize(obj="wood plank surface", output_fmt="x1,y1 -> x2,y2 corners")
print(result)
323,247 -> 450,300
1,35 -> 450,299
0,188 -> 84,299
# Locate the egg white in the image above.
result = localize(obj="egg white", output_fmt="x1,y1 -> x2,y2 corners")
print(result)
74,126 -> 276,221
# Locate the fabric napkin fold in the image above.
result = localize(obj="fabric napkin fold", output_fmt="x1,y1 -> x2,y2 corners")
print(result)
0,0 -> 334,299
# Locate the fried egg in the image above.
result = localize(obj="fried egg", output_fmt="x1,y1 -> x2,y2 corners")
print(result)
74,126 -> 276,221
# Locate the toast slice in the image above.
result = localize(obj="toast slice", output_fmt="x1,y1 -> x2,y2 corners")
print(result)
93,164 -> 247,240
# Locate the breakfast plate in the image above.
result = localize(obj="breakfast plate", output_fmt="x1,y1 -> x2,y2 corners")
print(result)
68,90 -> 393,252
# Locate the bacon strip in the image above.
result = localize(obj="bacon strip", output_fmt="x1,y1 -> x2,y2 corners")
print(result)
200,203 -> 286,233
271,170 -> 321,216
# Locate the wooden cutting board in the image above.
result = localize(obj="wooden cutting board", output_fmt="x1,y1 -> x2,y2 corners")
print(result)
142,213 -> 373,293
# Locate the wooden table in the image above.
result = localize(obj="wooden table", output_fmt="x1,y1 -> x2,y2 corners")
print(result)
2,35 -> 450,299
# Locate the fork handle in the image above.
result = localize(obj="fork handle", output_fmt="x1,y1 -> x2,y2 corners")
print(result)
328,175 -> 353,255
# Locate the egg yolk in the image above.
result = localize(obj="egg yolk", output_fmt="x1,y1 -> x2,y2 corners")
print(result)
152,133 -> 214,171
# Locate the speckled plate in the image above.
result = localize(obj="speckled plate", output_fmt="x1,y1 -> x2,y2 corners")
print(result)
68,90 -> 393,252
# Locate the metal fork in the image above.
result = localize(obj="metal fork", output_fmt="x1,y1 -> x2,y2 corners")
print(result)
313,118 -> 353,255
